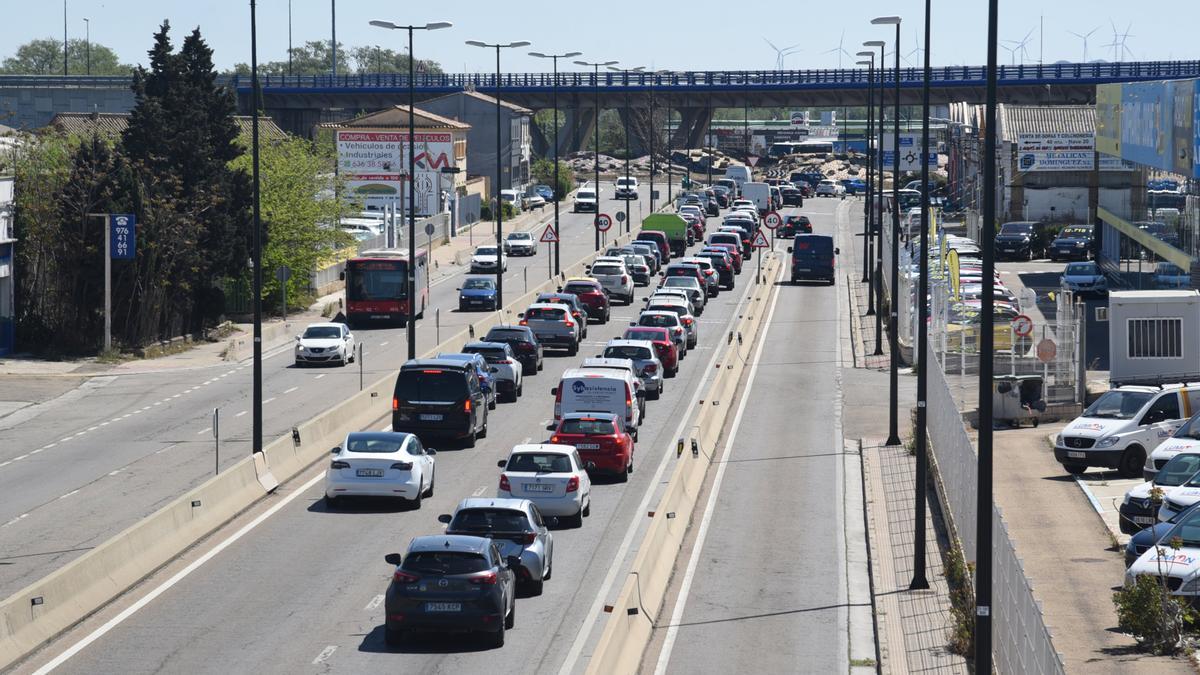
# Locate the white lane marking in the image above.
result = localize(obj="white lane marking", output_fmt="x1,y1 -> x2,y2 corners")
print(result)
315,374 -> 326,380
170,394 -> 181,399
13,454 -> 28,461
188,387 -> 199,392
31,472 -> 326,674
87,426 -> 99,432
472,486 -> 487,497
0,461 -> 10,468
140,406 -> 151,411
364,595 -> 385,611
197,427 -> 211,436
109,417 -> 122,423
30,448 -> 45,455
58,489 -> 81,500
98,422 -> 109,428
263,397 -> 276,405
558,272 -> 760,675
379,341 -> 390,347
219,373 -> 230,378
108,470 -> 121,476
283,387 -> 298,395
3,513 -> 29,527
312,646 -> 337,665
235,411 -> 248,418
654,265 -> 781,674
379,424 -> 392,432
204,380 -> 215,385
121,414 -> 132,419
152,401 -> 162,406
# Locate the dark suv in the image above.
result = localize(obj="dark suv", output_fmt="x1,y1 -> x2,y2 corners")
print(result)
781,214 -> 812,238
393,359 -> 489,447
1048,225 -> 1094,261
383,535 -> 517,648
484,325 -> 543,374
994,221 -> 1045,260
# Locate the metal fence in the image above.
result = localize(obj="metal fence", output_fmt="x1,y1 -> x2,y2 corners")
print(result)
926,341 -> 1066,674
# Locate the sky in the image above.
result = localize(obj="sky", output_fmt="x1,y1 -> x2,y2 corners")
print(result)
2,1 -> 1196,74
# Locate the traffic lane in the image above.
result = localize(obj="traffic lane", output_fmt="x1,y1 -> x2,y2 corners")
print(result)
0,183 -> 653,594
660,265 -> 846,674
46,240 -> 749,675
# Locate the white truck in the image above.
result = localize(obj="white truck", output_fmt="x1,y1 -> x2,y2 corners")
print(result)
740,181 -> 772,215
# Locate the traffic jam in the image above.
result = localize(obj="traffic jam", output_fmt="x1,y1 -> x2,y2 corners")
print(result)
304,176 -> 794,648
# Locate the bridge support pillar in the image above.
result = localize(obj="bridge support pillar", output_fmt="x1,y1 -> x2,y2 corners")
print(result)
559,106 -> 596,156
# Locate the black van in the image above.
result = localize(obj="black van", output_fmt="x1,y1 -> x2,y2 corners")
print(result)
787,234 -> 839,285
393,359 -> 489,447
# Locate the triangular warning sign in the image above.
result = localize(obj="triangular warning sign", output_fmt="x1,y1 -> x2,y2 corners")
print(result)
746,155 -> 760,167
751,228 -> 771,248
539,224 -> 559,243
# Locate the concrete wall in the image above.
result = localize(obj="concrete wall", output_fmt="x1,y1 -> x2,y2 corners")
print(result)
0,88 -> 134,130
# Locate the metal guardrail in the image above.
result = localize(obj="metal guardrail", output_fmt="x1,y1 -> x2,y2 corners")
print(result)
4,60 -> 1197,92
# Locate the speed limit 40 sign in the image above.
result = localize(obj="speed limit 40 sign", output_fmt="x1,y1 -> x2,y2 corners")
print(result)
595,213 -> 613,232
763,211 -> 783,230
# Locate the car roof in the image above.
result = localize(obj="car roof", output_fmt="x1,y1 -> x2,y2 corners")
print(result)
436,352 -> 485,363
581,357 -> 636,370
509,443 -> 576,456
640,310 -> 679,319
407,534 -> 494,554
345,431 -> 412,444
488,324 -> 533,334
304,322 -> 345,330
537,292 -> 579,301
527,302 -> 569,310
401,358 -> 472,371
561,411 -> 619,422
454,497 -> 531,512
626,325 -> 670,336
563,277 -> 602,285
606,338 -> 655,350
463,341 -> 509,350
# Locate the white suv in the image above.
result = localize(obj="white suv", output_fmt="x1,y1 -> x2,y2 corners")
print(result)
588,260 -> 635,305
615,177 -> 639,200
574,187 -> 598,213
815,180 -> 845,197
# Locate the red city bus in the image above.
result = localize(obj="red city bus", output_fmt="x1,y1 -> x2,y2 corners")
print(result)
343,249 -> 429,326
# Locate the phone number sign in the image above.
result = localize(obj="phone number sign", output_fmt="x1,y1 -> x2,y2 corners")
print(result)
110,214 -> 136,260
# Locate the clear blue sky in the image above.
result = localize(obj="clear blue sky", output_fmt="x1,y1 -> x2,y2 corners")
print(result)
2,1 -> 1195,73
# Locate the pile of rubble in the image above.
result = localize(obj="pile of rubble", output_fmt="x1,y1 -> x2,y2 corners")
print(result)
566,150 -> 694,179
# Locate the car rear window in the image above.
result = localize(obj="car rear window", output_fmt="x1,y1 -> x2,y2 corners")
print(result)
625,329 -> 665,341
666,266 -> 699,277
402,551 -> 489,575
640,314 -> 678,327
395,370 -> 468,402
449,508 -> 531,533
794,237 -> 833,255
344,437 -> 406,453
605,346 -> 652,360
486,329 -> 529,342
648,305 -> 686,318
507,453 -> 573,473
525,307 -> 566,320
591,265 -> 622,276
465,347 -> 508,363
563,282 -> 599,295
560,418 -> 617,435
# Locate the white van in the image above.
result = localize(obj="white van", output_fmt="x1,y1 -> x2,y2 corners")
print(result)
740,182 -> 772,215
551,368 -> 642,438
1144,411 -> 1200,480
724,165 -> 752,190
1054,384 -> 1200,478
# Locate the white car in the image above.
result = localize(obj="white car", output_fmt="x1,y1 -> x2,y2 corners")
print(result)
325,431 -> 436,508
1120,452 -> 1200,534
573,187 -> 598,213
522,193 -> 547,210
497,444 -> 592,527
1147,430 -> 1200,481
615,176 -> 639,199
463,341 -> 525,403
815,180 -> 845,197
504,231 -> 538,256
295,322 -> 356,367
589,260 -> 635,305
470,245 -> 508,273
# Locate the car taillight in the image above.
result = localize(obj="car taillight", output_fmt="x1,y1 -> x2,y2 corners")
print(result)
330,460 -> 350,469
393,570 -> 420,584
564,320 -> 574,328
392,396 -> 399,411
499,474 -> 511,492
518,343 -> 534,352
643,363 -> 658,374
621,275 -> 629,284
566,475 -> 579,492
683,317 -> 693,326
468,570 -> 499,585
523,532 -> 537,545
519,319 -> 528,326
464,399 -> 472,413
626,386 -> 633,409
550,435 -> 560,443
390,461 -> 413,470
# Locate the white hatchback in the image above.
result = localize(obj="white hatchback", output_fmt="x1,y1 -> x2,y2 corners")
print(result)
325,431 -> 436,508
470,245 -> 508,273
497,444 -> 592,527
296,322 -> 356,367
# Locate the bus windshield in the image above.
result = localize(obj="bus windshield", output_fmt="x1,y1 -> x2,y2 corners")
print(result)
347,260 -> 408,300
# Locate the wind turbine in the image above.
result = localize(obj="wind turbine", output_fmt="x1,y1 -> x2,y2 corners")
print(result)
899,27 -> 923,66
1002,28 -> 1035,65
764,37 -> 803,70
1104,20 -> 1135,61
823,30 -> 852,68
1067,26 -> 1099,62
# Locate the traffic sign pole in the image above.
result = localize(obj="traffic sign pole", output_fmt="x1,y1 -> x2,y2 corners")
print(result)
104,216 -> 111,352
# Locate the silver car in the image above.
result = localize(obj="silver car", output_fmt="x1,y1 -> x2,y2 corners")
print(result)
439,497 -> 555,595
657,276 -> 707,313
646,290 -> 696,317
588,260 -> 635,304
603,339 -> 664,400
520,303 -> 581,354
646,298 -> 698,349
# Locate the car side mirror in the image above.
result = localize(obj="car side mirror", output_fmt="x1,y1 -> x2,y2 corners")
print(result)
330,446 -> 341,455
787,246 -> 794,253
547,516 -> 560,527
586,461 -> 597,470
629,322 -> 637,327
385,553 -> 402,566
437,514 -> 452,524
456,288 -> 461,291
506,555 -> 522,570
497,459 -> 507,468
550,387 -> 558,395
517,312 -> 524,318
490,367 -> 499,373
834,248 -> 840,255
426,448 -> 437,455
339,271 -> 346,281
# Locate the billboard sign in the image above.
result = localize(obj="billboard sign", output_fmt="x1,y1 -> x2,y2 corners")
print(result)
1096,83 -> 1122,156
790,111 -> 808,126
335,130 -> 454,215
880,133 -> 937,170
1015,132 -> 1135,172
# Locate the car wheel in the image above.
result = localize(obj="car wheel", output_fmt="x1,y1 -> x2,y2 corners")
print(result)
517,381 -> 523,398
409,488 -> 422,510
1119,446 -> 1146,479
325,495 -> 339,509
582,498 -> 591,518
340,351 -> 349,367
537,357 -> 544,372
648,387 -> 660,401
505,599 -> 516,629
489,622 -> 506,649
464,426 -> 477,448
568,341 -> 579,356
617,463 -> 630,483
479,418 -> 489,439
525,577 -> 545,596
1061,462 -> 1087,475
488,396 -> 497,411
385,627 -> 405,648
604,308 -> 611,323
424,469 -> 435,498
566,508 -> 584,528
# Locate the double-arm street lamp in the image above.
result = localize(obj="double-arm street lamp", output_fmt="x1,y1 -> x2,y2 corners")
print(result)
530,50 -> 583,276
856,51 -> 875,291
469,38 -> 533,304
371,19 -> 453,360
576,59 -> 619,250
609,65 -> 644,235
864,39 -> 886,355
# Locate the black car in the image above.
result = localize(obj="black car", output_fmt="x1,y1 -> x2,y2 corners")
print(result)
780,187 -> 804,207
392,359 -> 489,447
780,214 -> 812,238
1126,501 -> 1200,567
994,221 -> 1044,260
484,325 -> 543,374
695,251 -> 735,290
711,186 -> 732,208
383,535 -> 518,648
1047,225 -> 1094,261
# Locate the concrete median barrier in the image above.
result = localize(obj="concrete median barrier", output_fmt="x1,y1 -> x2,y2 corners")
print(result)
0,232 -> 632,672
585,253 -> 781,674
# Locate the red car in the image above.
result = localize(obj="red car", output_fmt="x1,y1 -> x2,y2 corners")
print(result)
680,213 -> 703,243
623,326 -> 679,377
561,278 -> 611,323
550,412 -> 634,479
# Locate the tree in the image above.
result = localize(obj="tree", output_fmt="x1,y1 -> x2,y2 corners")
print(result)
230,40 -> 351,77
1,38 -> 134,76
531,159 -> 573,201
230,136 -> 353,308
349,46 -> 442,75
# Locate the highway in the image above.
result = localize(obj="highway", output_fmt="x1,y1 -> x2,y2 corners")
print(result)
0,181 -> 666,599
13,191 -> 810,675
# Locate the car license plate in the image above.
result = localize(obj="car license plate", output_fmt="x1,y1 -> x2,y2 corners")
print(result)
1133,516 -> 1156,525
419,413 -> 443,421
425,602 -> 461,612
525,483 -> 554,493
1067,451 -> 1086,459
356,468 -> 384,477
576,443 -> 601,450
796,268 -> 811,272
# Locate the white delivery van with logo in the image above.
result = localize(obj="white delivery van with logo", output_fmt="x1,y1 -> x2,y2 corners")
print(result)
551,368 -> 641,438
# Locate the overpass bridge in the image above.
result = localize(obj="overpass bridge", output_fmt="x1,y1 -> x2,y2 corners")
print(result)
3,60 -> 1198,153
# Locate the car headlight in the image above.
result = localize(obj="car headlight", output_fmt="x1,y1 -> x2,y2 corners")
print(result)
1076,242 -> 1086,248
1055,433 -> 1063,446
1096,436 -> 1120,448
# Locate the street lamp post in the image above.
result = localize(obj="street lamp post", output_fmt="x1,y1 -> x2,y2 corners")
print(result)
576,59 -> 619,250
531,50 -> 583,277
371,20 -> 453,360
468,38 -> 533,304
910,0 -> 934,593
865,39 -> 886,354
609,66 -> 644,236
84,18 -> 90,75
872,15 -> 902,448
288,0 -> 293,76
330,1 -> 337,77
856,54 -> 875,290
249,0 -> 263,456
